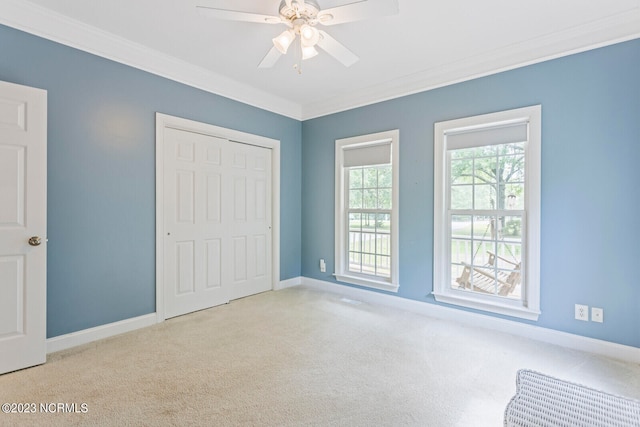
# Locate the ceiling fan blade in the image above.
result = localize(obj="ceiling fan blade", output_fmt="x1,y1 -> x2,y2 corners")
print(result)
258,46 -> 282,68
196,6 -> 283,24
317,0 -> 399,26
317,31 -> 359,67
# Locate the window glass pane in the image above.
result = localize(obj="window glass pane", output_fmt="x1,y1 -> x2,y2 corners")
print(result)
364,168 -> 378,188
349,252 -> 361,273
376,213 -> 390,232
502,216 -> 522,240
363,189 -> 377,209
451,185 -> 472,210
451,215 -> 472,239
472,216 -> 495,240
500,142 -> 525,155
377,232 -> 391,256
362,231 -> 375,254
348,214 -> 362,253
349,232 -> 361,252
450,159 -> 474,184
451,264 -> 466,290
362,253 -> 376,275
497,242 -> 521,265
504,184 -> 524,210
473,145 -> 497,158
474,185 -> 496,210
349,189 -> 362,209
378,167 -> 392,188
451,239 -> 471,265
377,189 -> 392,209
376,256 -> 391,278
451,147 -> 475,159
500,155 -> 525,182
474,157 -> 497,185
364,213 -> 376,231
472,242 -> 495,267
471,273 -> 498,295
495,244 -> 522,299
349,168 -> 363,189
349,213 -> 361,231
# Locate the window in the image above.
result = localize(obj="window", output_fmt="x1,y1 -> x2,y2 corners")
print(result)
433,106 -> 541,320
335,130 -> 399,292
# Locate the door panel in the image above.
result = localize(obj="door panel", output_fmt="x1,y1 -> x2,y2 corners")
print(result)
175,241 -> 195,295
0,256 -> 24,336
206,174 -> 221,222
176,171 -> 195,223
0,80 -> 47,375
0,145 -> 25,226
204,239 -> 221,289
233,236 -> 247,282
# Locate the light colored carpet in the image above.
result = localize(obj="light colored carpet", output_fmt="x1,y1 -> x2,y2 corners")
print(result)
1,285 -> 639,426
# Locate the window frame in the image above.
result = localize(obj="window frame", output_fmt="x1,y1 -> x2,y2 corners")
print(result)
433,106 -> 541,320
335,130 -> 400,292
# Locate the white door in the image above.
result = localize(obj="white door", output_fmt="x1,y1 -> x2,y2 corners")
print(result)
228,141 -> 272,301
163,128 -> 272,318
0,80 -> 47,375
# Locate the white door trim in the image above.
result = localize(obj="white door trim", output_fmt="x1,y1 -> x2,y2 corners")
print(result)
155,113 -> 280,322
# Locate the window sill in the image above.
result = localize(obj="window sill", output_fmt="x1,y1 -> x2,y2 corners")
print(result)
432,291 -> 540,321
334,274 -> 399,293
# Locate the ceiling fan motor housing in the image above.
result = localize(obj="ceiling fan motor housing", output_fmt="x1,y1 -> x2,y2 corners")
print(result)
279,0 -> 320,21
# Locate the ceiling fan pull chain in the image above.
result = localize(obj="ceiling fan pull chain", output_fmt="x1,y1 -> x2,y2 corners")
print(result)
294,38 -> 303,75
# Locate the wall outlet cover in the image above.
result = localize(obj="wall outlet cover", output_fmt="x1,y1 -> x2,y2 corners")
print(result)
591,307 -> 604,323
575,304 -> 589,321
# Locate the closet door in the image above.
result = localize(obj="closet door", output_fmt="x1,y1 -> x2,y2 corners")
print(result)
162,128 -> 272,319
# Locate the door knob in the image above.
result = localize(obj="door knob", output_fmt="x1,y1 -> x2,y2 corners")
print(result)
28,236 -> 42,246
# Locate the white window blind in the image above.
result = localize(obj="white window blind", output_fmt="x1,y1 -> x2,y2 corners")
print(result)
446,122 -> 528,150
343,141 -> 391,167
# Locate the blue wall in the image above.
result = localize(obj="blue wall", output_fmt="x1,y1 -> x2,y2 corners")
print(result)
302,39 -> 640,348
0,24 -> 302,338
2,22 -> 638,348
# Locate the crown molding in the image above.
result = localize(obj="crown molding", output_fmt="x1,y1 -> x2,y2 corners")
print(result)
0,0 -> 303,120
1,1 -> 638,121
301,8 -> 640,120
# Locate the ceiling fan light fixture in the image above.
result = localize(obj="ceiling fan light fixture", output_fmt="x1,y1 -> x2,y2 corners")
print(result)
273,29 -> 295,54
301,44 -> 319,60
300,24 -> 319,46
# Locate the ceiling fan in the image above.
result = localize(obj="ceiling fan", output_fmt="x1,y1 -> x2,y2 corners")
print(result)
196,0 -> 399,69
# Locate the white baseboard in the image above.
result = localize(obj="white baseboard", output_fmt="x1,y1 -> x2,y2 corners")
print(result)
46,313 -> 157,354
300,277 -> 640,364
275,276 -> 303,291
45,277 -> 639,364
47,277 -> 304,353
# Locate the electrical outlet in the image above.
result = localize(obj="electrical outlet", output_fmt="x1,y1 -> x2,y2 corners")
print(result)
591,307 -> 604,323
320,258 -> 326,273
575,304 -> 589,321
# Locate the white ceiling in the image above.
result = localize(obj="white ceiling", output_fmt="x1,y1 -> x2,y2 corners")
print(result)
2,0 -> 639,119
